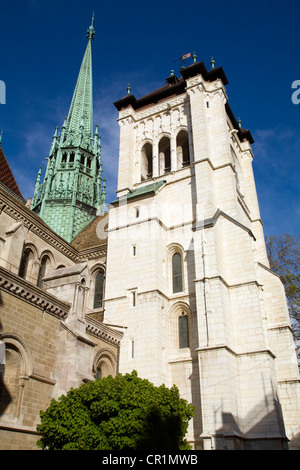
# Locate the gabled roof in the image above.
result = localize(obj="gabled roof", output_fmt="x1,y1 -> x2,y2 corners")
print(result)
0,145 -> 26,202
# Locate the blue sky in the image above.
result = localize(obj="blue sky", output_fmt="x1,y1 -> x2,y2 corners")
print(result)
1,0 -> 300,236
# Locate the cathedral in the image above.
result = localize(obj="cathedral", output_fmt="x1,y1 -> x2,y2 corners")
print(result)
1,19 -> 300,450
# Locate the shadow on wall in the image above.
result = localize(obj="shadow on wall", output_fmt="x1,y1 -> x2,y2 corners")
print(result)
215,393 -> 291,450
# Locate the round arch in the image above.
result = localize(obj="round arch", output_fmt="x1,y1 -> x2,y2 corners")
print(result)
168,301 -> 192,351
140,141 -> 153,181
93,348 -> 117,379
0,333 -> 33,377
167,243 -> 185,295
0,333 -> 34,420
158,135 -> 171,175
39,249 -> 55,266
18,243 -> 38,281
175,128 -> 190,168
90,264 -> 106,311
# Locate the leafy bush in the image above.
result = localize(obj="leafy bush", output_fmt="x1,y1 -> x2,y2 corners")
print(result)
36,371 -> 194,450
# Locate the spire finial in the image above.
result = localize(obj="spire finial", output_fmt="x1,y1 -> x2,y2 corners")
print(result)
193,51 -> 197,63
127,83 -> 131,95
87,13 -> 95,40
0,129 -> 3,145
210,56 -> 215,68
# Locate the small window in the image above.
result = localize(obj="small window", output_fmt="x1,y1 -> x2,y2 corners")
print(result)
136,208 -> 140,218
172,252 -> 183,293
132,245 -> 136,256
132,292 -> 136,307
178,313 -> 189,348
94,271 -> 104,309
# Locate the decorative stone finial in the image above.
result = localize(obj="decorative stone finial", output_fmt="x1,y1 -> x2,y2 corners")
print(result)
193,51 -> 197,63
210,56 -> 215,68
127,83 -> 131,95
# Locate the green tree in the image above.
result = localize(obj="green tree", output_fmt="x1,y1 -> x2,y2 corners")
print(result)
36,371 -> 194,451
265,233 -> 300,356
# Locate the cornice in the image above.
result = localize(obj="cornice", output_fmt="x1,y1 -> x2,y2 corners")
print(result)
0,185 -> 79,260
76,244 -> 107,261
85,316 -> 123,346
0,266 -> 70,319
0,185 -> 107,262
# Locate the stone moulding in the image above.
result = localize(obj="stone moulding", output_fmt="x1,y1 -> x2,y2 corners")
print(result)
0,186 -> 107,262
85,317 -> 123,346
0,266 -> 70,319
0,186 -> 79,261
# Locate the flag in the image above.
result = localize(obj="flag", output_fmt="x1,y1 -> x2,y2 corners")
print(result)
182,53 -> 191,60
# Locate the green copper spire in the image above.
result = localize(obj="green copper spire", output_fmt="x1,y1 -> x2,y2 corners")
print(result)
64,16 -> 95,148
31,18 -> 106,243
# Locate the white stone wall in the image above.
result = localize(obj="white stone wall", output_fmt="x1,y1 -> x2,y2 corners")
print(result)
105,70 -> 300,449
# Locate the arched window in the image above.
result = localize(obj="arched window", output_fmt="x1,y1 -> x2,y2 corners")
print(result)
18,246 -> 37,282
172,252 -> 183,293
93,271 -> 104,309
159,137 -> 171,174
18,250 -> 30,279
0,334 -> 33,421
37,256 -> 50,288
176,130 -> 190,168
178,313 -> 189,348
141,143 -> 153,181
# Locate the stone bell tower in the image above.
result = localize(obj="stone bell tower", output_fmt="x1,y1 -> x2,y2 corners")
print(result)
31,17 -> 105,243
104,55 -> 300,449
